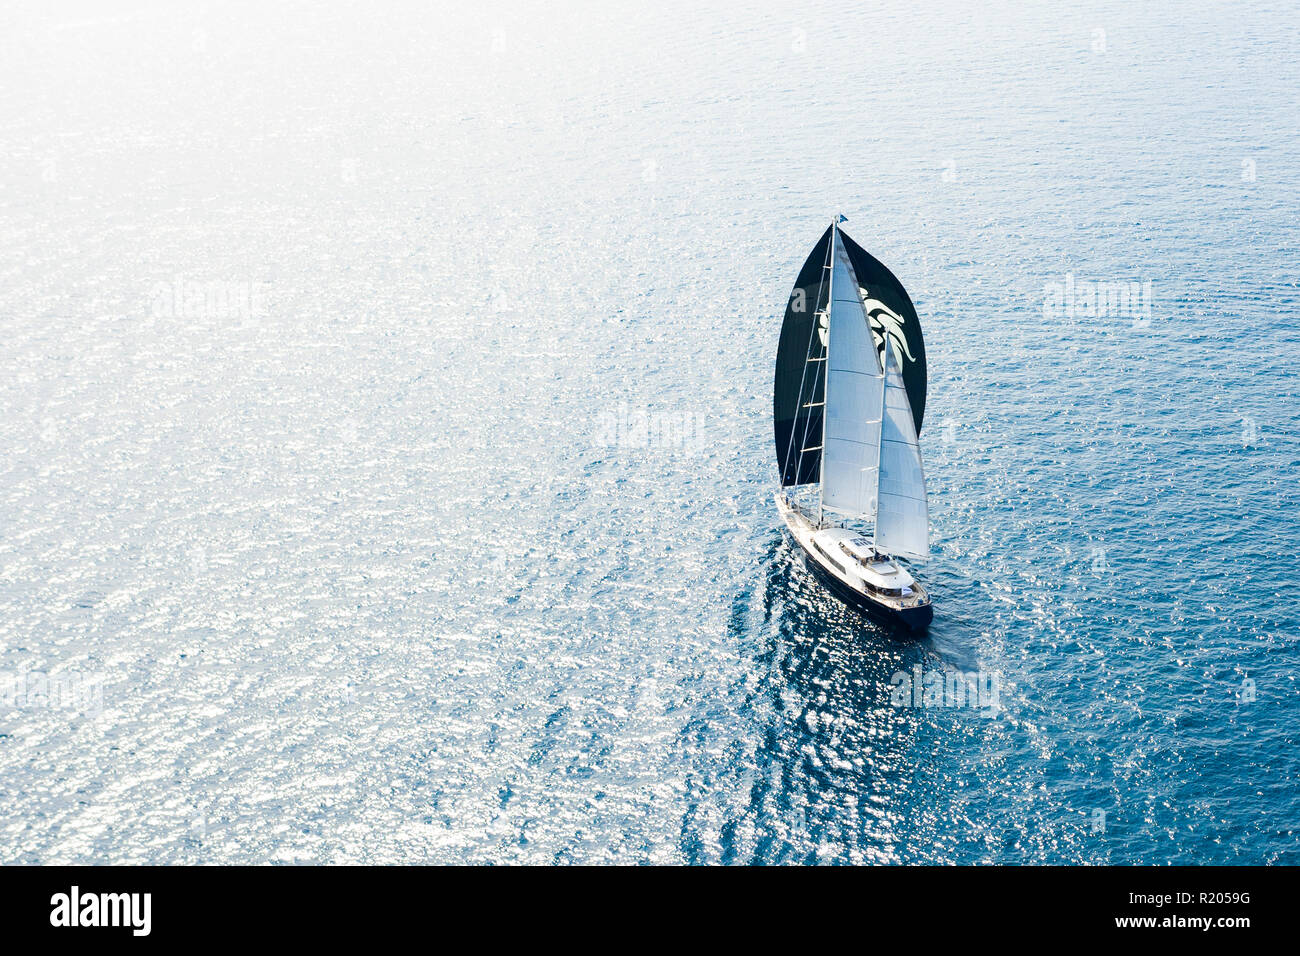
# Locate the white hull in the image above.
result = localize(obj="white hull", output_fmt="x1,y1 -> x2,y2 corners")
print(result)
776,492 -> 932,631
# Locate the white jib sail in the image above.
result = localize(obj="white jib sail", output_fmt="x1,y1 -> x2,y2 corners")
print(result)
821,230 -> 884,520
875,338 -> 930,558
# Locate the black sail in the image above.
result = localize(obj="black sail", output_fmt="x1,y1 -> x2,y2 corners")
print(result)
840,230 -> 927,434
773,224 -> 927,487
773,226 -> 832,486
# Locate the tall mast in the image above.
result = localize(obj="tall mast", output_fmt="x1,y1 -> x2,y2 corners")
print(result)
818,217 -> 837,527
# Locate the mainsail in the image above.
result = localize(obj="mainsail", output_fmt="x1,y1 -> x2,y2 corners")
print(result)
821,231 -> 884,519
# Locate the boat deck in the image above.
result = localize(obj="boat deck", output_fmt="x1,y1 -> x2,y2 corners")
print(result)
776,493 -> 930,611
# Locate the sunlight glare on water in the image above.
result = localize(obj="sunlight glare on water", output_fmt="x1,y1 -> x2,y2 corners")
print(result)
0,0 -> 1297,864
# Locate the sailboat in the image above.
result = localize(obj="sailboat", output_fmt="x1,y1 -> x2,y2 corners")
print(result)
773,217 -> 933,632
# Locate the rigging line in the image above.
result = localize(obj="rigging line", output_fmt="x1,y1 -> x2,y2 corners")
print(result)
811,219 -> 839,525
780,226 -> 832,494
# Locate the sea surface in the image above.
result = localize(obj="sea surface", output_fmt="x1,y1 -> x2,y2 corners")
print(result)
1,0 -> 1297,864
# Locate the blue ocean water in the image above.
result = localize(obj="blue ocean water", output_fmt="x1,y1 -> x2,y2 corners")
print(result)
0,1 -> 1297,863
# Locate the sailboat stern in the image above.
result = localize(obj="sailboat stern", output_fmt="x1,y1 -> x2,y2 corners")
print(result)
895,596 -> 934,632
